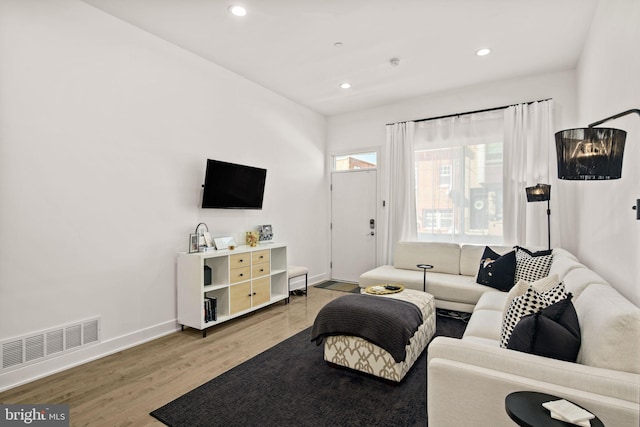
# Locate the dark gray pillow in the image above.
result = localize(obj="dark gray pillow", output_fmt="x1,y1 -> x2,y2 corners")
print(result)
507,295 -> 581,362
476,247 -> 516,291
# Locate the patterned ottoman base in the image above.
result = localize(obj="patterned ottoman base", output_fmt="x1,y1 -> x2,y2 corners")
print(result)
323,289 -> 436,382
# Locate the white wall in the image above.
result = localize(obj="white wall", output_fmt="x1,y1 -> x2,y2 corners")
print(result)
327,70 -> 578,154
0,0 -> 328,390
327,70 -> 578,263
572,0 -> 640,305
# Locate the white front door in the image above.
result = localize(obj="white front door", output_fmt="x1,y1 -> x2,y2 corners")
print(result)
331,170 -> 377,282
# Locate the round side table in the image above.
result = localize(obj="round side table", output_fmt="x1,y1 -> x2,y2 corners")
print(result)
505,391 -> 604,427
416,264 -> 433,292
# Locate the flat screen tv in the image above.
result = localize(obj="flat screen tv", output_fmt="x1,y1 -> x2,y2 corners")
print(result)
201,159 -> 267,209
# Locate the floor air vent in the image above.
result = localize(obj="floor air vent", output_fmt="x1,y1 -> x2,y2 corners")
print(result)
1,317 -> 100,371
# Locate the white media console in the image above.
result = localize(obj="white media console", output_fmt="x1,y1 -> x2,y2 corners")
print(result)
177,243 -> 288,337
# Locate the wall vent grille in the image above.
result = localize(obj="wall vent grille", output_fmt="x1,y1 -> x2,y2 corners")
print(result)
2,341 -> 23,369
25,335 -> 44,362
46,330 -> 64,355
1,317 -> 101,372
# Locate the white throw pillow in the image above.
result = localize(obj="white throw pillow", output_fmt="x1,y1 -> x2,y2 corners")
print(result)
503,274 -> 560,314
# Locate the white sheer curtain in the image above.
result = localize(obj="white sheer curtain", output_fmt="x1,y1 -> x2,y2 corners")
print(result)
503,100 -> 555,248
381,122 -> 417,264
415,110 -> 504,244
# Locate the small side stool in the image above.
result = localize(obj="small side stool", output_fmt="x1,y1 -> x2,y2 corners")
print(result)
287,266 -> 308,304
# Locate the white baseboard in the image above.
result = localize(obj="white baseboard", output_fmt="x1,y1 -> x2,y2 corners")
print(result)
0,320 -> 179,393
288,272 -> 328,290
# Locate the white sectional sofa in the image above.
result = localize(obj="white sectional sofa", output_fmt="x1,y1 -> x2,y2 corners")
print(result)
359,241 -> 513,312
360,241 -> 640,426
426,247 -> 640,426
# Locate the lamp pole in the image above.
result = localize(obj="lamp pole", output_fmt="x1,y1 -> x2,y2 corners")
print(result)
546,200 -> 551,251
525,183 -> 551,250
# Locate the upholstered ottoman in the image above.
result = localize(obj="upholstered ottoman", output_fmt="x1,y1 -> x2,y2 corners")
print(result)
316,289 -> 436,382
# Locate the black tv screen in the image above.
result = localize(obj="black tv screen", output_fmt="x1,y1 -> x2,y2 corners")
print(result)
201,159 -> 267,209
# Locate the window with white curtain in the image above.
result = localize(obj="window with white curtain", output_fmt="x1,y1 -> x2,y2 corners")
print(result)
414,110 -> 504,244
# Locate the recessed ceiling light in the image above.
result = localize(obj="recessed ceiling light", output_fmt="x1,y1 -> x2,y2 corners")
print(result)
228,5 -> 247,16
476,48 -> 491,56
339,82 -> 351,89
334,42 -> 344,47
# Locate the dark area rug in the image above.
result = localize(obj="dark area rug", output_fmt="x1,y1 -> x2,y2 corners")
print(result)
150,314 -> 467,427
314,280 -> 361,293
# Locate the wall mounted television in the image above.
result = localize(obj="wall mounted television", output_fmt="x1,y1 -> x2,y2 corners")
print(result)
201,159 -> 267,209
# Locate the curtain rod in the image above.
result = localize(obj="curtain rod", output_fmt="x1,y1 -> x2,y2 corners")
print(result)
385,98 -> 552,126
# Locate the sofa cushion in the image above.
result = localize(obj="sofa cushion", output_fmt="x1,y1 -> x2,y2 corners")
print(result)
359,265 -> 495,309
507,296 -> 581,362
503,274 -> 561,314
550,247 -> 579,262
463,309 -> 503,342
474,291 -> 508,312
548,248 -> 582,279
500,282 -> 567,348
562,268 -> 609,300
460,244 -> 512,276
359,265 -> 424,291
573,284 -> 640,374
425,272 -> 494,305
476,247 -> 516,291
394,241 -> 461,274
514,246 -> 553,283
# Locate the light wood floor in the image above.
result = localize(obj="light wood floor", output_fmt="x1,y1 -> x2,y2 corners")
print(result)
0,286 -> 345,426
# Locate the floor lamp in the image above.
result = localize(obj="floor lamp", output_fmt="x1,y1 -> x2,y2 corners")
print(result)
525,183 -> 551,250
555,108 -> 639,219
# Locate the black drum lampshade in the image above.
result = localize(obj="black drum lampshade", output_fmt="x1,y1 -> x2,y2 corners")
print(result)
555,127 -> 626,180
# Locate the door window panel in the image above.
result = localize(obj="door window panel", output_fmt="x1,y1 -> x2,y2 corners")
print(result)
333,152 -> 377,171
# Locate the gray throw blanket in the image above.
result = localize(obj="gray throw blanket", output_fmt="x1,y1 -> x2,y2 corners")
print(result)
310,294 -> 423,363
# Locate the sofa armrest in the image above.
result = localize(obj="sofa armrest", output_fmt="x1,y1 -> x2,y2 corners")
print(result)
428,336 -> 639,400
427,337 -> 640,427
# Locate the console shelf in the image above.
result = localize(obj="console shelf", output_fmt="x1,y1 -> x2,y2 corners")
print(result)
177,243 -> 288,337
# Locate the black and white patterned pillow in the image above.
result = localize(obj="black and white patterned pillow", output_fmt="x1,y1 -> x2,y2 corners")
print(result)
542,282 -> 568,305
514,246 -> 553,284
500,282 -> 567,348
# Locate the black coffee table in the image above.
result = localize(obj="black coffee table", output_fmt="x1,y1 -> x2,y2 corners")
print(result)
505,391 -> 604,427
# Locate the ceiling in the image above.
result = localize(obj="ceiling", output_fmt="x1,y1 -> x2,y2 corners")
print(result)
82,0 -> 598,116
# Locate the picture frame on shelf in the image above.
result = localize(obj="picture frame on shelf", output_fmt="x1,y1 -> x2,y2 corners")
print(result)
203,231 -> 214,248
189,233 -> 199,253
258,224 -> 273,241
213,236 -> 237,250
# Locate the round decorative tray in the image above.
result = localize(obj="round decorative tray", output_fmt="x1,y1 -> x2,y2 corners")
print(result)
365,284 -> 405,295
